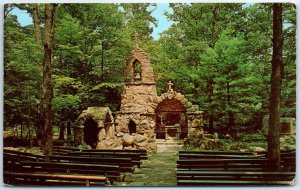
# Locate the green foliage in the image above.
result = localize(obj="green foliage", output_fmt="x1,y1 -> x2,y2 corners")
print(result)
156,3 -> 295,133
4,3 -> 295,141
4,14 -> 42,129
52,75 -> 81,127
81,83 -> 122,112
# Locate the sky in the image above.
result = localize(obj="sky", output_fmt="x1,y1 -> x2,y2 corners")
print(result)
10,4 -> 173,40
150,4 -> 173,40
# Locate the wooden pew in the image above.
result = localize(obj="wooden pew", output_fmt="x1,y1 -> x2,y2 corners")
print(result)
48,155 -> 135,173
177,179 -> 293,186
4,171 -> 108,186
179,154 -> 261,160
4,152 -> 44,172
177,171 -> 295,181
177,159 -> 268,171
177,171 -> 295,186
4,149 -> 44,160
176,150 -> 296,186
4,149 -> 136,173
82,149 -> 147,158
178,150 -> 295,172
179,150 -> 255,156
66,151 -> 143,167
52,146 -> 80,151
51,146 -> 148,159
4,151 -> 127,182
19,161 -> 122,184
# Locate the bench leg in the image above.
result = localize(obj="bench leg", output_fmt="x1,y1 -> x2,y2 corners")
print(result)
86,180 -> 90,186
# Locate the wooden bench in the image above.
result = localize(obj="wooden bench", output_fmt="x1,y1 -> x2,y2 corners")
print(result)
4,151 -> 127,183
48,155 -> 135,173
179,154 -> 261,160
4,152 -> 44,172
4,171 -> 108,186
176,150 -> 296,186
177,159 -> 268,171
52,146 -> 80,151
19,161 -> 122,184
177,171 -> 295,181
50,146 -> 148,159
82,149 -> 147,158
256,151 -> 296,172
66,151 -> 144,167
4,149 -> 44,160
4,150 -> 135,173
179,150 -> 255,156
177,179 -> 293,186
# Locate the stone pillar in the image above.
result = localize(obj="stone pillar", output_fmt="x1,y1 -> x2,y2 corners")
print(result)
187,111 -> 204,135
73,125 -> 84,145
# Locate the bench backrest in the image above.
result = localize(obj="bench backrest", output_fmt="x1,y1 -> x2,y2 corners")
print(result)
177,158 -> 268,171
179,154 -> 261,160
82,149 -> 147,156
4,171 -> 108,186
179,150 -> 255,155
67,151 -> 142,159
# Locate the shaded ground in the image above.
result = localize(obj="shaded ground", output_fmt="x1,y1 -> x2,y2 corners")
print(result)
115,145 -> 181,186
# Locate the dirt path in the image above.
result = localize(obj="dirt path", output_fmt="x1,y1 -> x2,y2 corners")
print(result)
115,145 -> 181,186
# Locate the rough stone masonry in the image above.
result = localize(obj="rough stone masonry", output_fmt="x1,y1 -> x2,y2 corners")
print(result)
74,32 -> 204,151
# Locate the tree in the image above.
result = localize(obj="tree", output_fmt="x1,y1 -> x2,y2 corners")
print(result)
267,3 -> 283,171
121,3 -> 157,42
53,76 -> 81,140
4,14 -> 43,144
41,3 -> 57,161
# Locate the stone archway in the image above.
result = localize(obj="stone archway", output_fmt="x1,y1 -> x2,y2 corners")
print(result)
155,98 -> 188,139
83,118 -> 99,149
73,107 -> 115,147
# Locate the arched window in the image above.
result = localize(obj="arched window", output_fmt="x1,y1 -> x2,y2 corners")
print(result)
133,60 -> 142,81
128,120 -> 137,134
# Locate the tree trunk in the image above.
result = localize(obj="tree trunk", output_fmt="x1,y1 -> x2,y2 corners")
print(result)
32,4 -> 42,44
267,3 -> 283,171
59,124 -> 65,140
67,122 -> 72,140
101,41 -> 104,81
32,4 -> 43,143
226,80 -> 235,133
42,4 -> 57,162
36,103 -> 44,146
207,78 -> 214,133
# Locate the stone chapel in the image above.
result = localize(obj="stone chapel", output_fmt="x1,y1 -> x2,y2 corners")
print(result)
74,32 -> 203,151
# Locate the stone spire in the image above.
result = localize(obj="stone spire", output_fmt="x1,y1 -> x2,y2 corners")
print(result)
134,31 -> 139,48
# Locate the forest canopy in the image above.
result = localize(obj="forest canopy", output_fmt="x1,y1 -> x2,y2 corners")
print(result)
4,3 -> 296,139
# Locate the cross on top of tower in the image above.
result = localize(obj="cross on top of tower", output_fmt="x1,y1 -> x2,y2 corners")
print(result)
134,31 -> 139,48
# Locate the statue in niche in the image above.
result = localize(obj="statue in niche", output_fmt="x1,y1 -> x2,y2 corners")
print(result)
133,60 -> 142,81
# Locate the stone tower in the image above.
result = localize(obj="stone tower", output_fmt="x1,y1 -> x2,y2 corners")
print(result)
120,33 -> 157,113
114,32 -> 157,151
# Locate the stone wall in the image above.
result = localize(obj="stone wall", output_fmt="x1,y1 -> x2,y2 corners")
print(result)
187,111 -> 204,133
115,113 -> 156,134
120,84 -> 157,113
114,113 -> 156,151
